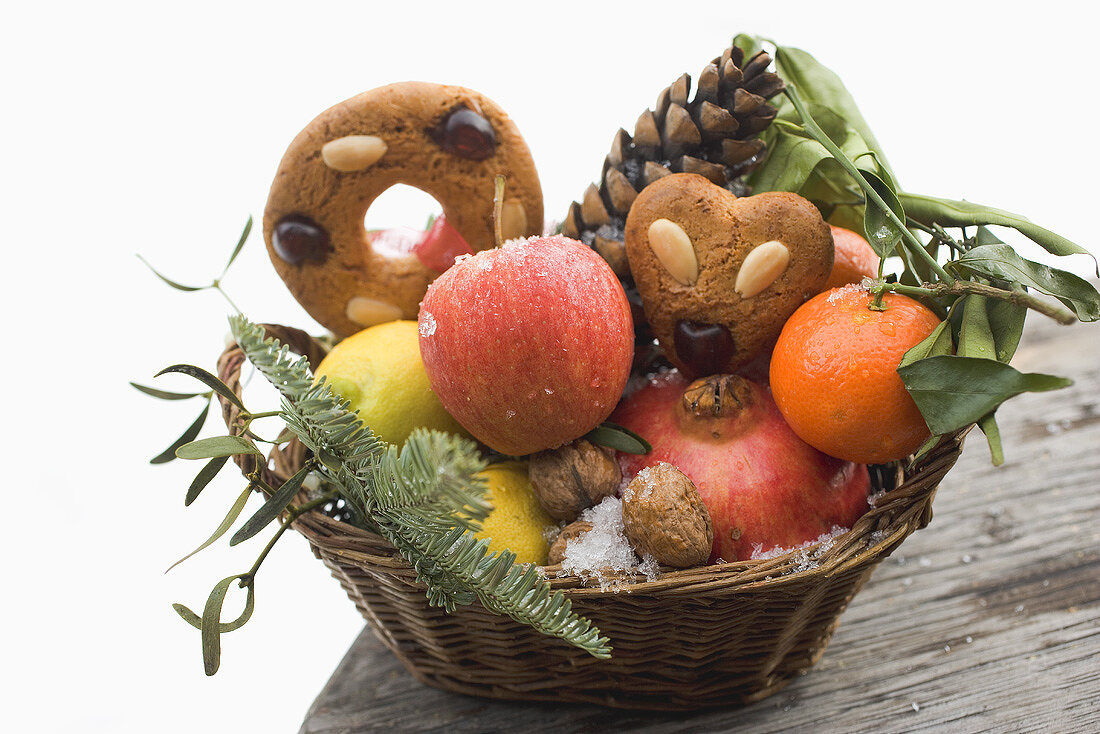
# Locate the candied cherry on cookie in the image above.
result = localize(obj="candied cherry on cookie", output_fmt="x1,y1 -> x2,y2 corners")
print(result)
623,173 -> 833,378
264,82 -> 544,338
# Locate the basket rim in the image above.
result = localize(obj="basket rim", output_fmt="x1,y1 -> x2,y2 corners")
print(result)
215,322 -> 968,597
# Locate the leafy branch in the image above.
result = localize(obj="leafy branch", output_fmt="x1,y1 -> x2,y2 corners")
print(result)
230,315 -> 611,657
738,35 -> 1100,464
137,216 -> 252,313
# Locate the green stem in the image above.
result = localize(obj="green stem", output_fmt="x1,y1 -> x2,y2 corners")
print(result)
783,86 -> 954,284
240,489 -> 335,585
871,279 -> 1076,324
213,283 -> 242,315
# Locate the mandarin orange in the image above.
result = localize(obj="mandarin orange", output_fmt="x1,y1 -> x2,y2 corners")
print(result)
769,286 -> 942,464
826,225 -> 880,290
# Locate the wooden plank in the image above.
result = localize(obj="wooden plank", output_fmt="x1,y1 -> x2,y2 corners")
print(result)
300,316 -> 1100,733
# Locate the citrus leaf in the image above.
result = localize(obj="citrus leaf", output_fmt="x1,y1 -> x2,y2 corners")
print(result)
898,355 -> 1073,434
173,580 -> 254,633
130,381 -> 208,401
957,294 -> 997,360
584,422 -> 651,455
899,319 -> 953,369
985,289 -> 1027,363
176,435 -> 262,460
185,456 -> 229,506
949,244 -> 1100,322
156,364 -> 246,411
165,486 -> 253,573
977,412 -> 1005,466
150,402 -> 211,464
221,216 -> 252,277
974,226 -> 1003,246
900,193 -> 1097,274
230,463 -> 311,546
861,169 -> 905,258
136,254 -> 206,291
202,575 -> 247,676
773,44 -> 894,178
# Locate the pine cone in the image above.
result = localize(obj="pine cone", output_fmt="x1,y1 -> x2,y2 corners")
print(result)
562,43 -> 785,281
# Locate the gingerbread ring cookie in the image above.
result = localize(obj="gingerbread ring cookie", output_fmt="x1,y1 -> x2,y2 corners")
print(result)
264,82 -> 544,338
624,173 -> 833,377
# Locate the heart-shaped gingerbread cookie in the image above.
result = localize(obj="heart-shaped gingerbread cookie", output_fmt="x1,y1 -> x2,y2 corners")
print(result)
624,173 -> 833,377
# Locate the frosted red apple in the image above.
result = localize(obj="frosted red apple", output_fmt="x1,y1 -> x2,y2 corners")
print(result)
417,235 -> 634,456
612,371 -> 870,561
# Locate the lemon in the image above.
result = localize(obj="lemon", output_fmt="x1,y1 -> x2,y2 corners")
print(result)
475,462 -> 555,565
314,320 -> 467,445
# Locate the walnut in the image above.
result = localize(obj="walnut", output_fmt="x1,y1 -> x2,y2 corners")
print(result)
621,462 -> 713,568
528,439 -> 622,521
546,520 -> 594,566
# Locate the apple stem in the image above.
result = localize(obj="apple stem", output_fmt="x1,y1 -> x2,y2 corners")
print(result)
493,175 -> 506,247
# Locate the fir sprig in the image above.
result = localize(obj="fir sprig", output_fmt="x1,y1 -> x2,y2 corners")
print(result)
229,315 -> 612,659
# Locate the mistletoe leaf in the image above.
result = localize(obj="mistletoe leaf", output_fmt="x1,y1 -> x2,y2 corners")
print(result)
156,364 -> 247,411
150,402 -> 211,465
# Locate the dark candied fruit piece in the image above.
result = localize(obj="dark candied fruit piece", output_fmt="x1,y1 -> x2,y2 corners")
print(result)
272,214 -> 331,265
429,106 -> 496,160
673,320 -> 736,378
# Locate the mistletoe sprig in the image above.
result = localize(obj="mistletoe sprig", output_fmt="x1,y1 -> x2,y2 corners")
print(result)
737,35 -> 1100,464
137,231 -> 610,673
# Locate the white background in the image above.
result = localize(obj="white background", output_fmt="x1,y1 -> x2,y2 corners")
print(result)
4,2 -> 1097,732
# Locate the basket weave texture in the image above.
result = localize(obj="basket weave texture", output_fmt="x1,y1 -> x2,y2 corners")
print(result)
217,323 -> 966,711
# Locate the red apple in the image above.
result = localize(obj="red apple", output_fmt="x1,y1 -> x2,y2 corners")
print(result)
413,214 -> 474,272
611,371 -> 870,561
417,235 -> 634,456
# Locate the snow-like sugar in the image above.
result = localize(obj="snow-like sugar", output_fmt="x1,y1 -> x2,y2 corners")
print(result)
418,312 -> 437,338
826,282 -> 865,304
750,525 -> 849,573
558,497 -> 658,590
454,253 -> 472,264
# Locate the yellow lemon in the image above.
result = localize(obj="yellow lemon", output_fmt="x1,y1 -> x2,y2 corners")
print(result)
475,462 -> 555,565
314,320 -> 467,445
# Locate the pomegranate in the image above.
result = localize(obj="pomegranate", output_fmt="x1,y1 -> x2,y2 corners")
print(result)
611,371 -> 870,562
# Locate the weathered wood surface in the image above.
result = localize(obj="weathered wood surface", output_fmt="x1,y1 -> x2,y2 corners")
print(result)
301,316 -> 1100,733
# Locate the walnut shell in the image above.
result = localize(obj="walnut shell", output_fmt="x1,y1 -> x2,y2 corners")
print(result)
622,462 -> 713,567
547,520 -> 594,566
529,440 -> 622,521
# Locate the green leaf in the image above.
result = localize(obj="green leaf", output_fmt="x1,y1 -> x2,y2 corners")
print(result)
899,355 -> 1072,434
731,33 -> 767,60
156,364 -> 247,411
975,226 -> 1003,246
985,289 -> 1027,363
176,435 -> 263,460
173,581 -> 254,633
130,381 -> 208,401
230,463 -> 311,546
949,245 -> 1100,322
773,44 -> 894,179
583,422 -> 652,455
136,254 -> 206,292
150,401 -> 211,465
900,193 -> 1097,273
221,216 -> 252,277
166,486 -> 254,573
202,575 -> 247,676
899,319 -> 953,369
861,169 -> 905,258
977,412 -> 1005,466
185,456 -> 229,506
957,294 -> 997,360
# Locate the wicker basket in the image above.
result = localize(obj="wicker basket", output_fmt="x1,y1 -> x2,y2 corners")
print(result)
217,323 -> 966,711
